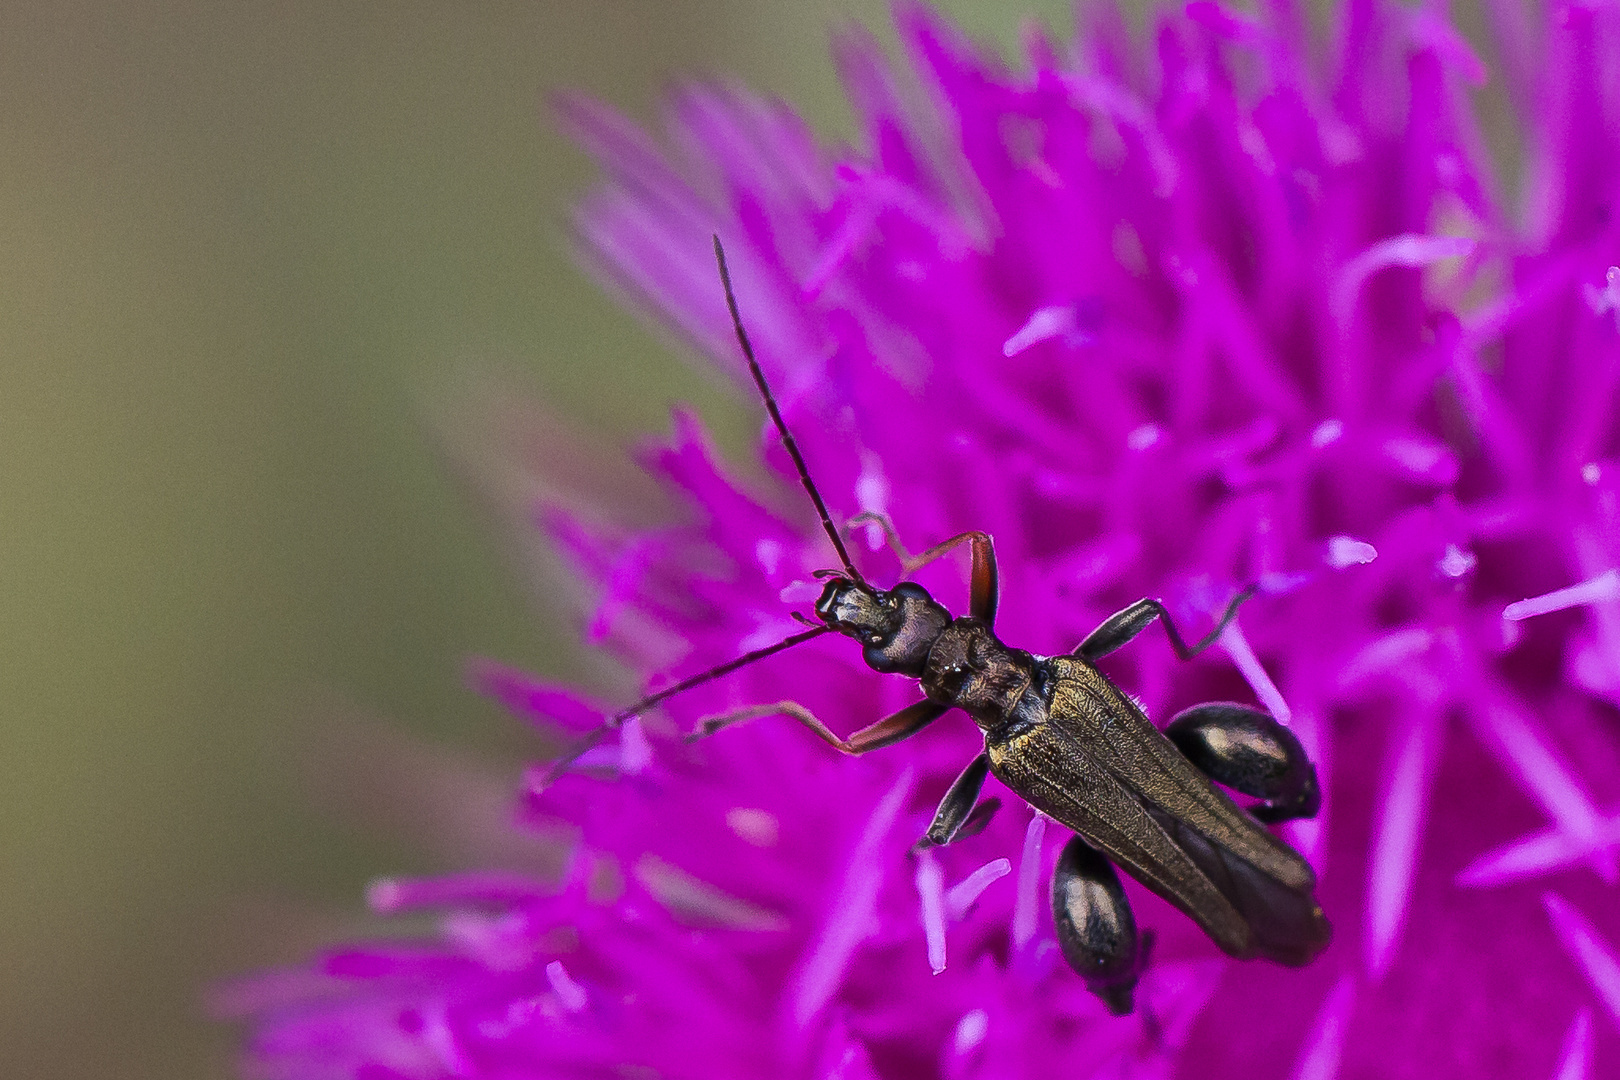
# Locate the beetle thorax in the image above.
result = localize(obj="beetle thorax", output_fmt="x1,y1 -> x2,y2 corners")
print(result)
921,620 -> 1034,724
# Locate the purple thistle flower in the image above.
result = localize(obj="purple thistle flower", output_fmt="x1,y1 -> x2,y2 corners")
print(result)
227,1 -> 1620,1077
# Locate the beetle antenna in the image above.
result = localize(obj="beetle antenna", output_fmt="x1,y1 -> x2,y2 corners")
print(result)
539,622 -> 835,786
609,623 -> 832,725
713,235 -> 866,586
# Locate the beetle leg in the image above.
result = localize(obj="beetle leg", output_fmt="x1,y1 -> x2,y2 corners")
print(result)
853,512 -> 1001,627
1074,586 -> 1255,662
1165,702 -> 1321,822
688,696 -> 948,754
914,751 -> 1003,850
949,796 -> 1002,843
846,510 -> 917,566
1051,834 -> 1153,1016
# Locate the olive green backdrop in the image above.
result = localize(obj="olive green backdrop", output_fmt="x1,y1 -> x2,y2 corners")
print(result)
0,2 -> 1086,1077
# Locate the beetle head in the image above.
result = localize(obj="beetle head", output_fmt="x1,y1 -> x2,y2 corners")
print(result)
815,576 -> 894,634
816,577 -> 950,677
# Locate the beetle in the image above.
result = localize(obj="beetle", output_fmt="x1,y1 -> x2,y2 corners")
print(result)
554,236 -> 1329,1015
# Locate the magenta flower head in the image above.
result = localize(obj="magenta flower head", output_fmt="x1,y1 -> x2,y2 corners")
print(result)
227,1 -> 1620,1077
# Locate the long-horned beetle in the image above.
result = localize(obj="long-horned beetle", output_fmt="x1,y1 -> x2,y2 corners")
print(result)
555,237 -> 1330,1015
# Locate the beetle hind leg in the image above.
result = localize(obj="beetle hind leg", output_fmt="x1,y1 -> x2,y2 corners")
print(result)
1075,588 -> 1253,662
1051,835 -> 1152,1016
1165,702 -> 1320,823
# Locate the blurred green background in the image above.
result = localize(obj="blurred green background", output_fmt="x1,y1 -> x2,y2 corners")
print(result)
0,1 -> 1083,1077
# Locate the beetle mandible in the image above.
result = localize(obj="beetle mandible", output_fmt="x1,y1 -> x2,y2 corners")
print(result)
555,236 -> 1330,1016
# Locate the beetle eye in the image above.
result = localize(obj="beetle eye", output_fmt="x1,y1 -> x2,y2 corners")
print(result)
867,633 -> 884,646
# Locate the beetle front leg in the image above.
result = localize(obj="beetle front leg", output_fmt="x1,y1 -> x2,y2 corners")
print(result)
847,512 -> 999,625
689,696 -> 948,755
1052,834 -> 1153,1016
1165,702 -> 1320,822
1074,586 -> 1255,662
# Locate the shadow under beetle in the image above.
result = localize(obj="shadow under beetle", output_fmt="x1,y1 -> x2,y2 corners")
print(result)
559,236 -> 1330,1016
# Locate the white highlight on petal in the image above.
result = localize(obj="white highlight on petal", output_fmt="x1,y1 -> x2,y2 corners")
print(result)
1288,974 -> 1357,1080
1012,812 -> 1049,949
545,960 -> 588,1014
1332,233 -> 1476,325
442,909 -> 536,972
952,1008 -> 990,1055
1581,265 -> 1620,331
1326,535 -> 1378,568
1237,120 -> 1275,174
1572,633 -> 1620,700
1457,813 -> 1620,888
778,579 -> 821,604
1319,120 -> 1363,166
1504,569 -> 1620,621
1126,423 -> 1163,451
725,807 -> 780,848
1552,1009 -> 1593,1080
618,715 -> 651,775
1382,435 -> 1457,483
1470,703 -> 1614,882
1062,73 -> 1180,195
1410,11 -> 1487,83
1501,618 -> 1523,649
1337,628 -> 1434,691
633,854 -> 789,932
817,1038 -> 877,1080
1310,418 -> 1344,448
946,858 -> 1012,920
754,538 -> 784,576
1544,893 -> 1620,1025
1003,304 -> 1078,356
368,878 -> 406,912
420,1004 -> 476,1075
1259,569 -> 1312,595
1438,544 -> 1477,578
1365,710 -> 1444,980
853,469 -> 887,507
854,450 -> 891,551
790,768 -> 913,1028
1112,221 -> 1147,275
475,995 -> 543,1039
800,203 -> 875,299
1221,620 -> 1292,724
1582,462 -> 1602,485
915,848 -> 947,974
